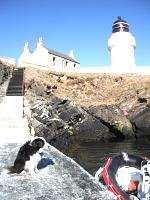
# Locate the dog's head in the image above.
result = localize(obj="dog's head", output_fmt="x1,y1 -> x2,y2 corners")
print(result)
30,137 -> 50,152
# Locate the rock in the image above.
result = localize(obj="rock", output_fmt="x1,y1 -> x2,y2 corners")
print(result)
0,62 -> 13,103
0,143 -> 114,200
129,105 -> 150,137
73,115 -> 112,141
0,62 -> 13,85
27,79 -> 45,96
87,105 -> 135,139
137,97 -> 147,103
30,96 -> 113,151
32,117 -> 71,150
123,90 -> 150,137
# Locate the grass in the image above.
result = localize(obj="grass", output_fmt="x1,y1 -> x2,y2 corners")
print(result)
24,67 -> 150,108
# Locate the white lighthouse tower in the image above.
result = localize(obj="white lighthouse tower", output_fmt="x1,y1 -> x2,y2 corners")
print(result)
108,17 -> 136,73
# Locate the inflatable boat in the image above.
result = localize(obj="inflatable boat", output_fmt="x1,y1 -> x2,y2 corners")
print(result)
95,152 -> 150,200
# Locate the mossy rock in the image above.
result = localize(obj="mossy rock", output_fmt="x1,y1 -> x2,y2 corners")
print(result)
113,120 -> 135,138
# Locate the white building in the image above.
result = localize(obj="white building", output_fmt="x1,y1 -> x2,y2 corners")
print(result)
18,37 -> 80,69
108,17 -> 136,73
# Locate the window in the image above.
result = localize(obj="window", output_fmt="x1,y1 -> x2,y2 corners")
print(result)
53,57 -> 56,66
65,61 -> 68,66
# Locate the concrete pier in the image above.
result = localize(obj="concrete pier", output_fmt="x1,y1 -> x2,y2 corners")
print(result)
0,96 -> 31,143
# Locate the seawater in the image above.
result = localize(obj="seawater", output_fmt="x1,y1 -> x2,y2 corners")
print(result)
65,138 -> 150,176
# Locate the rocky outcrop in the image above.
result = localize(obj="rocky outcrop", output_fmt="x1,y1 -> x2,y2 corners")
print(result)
24,68 -> 150,147
0,61 -> 13,85
0,62 -> 14,103
0,142 -> 114,200
29,96 -> 138,152
33,93 -> 150,145
30,96 -> 113,151
127,98 -> 150,138
117,85 -> 150,138
87,105 -> 135,139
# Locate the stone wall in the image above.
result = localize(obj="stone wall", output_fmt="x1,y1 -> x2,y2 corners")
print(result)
0,56 -> 16,67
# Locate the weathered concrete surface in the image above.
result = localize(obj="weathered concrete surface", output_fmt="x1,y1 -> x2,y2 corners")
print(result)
0,143 -> 115,200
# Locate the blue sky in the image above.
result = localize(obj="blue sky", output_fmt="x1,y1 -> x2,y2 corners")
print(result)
0,0 -> 150,67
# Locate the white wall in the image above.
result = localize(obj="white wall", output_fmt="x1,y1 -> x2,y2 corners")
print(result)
53,66 -> 150,74
108,32 -> 136,71
32,46 -> 51,67
18,39 -> 80,69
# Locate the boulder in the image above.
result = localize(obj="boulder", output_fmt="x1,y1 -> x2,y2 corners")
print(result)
87,105 -> 135,139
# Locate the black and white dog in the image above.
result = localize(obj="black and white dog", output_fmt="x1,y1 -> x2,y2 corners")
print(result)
9,137 -> 50,175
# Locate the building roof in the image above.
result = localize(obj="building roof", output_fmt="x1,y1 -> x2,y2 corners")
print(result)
45,47 -> 80,64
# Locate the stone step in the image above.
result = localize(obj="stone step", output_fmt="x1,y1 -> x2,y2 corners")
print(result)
7,85 -> 23,89
6,91 -> 23,96
6,92 -> 23,96
6,67 -> 24,96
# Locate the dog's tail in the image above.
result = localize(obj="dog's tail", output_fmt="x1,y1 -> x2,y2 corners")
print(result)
7,166 -> 15,174
0,167 -> 12,175
7,166 -> 23,174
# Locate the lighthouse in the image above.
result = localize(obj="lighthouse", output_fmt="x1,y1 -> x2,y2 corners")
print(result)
108,17 -> 136,72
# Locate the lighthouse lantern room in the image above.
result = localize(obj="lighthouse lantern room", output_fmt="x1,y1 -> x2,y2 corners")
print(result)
108,17 -> 136,72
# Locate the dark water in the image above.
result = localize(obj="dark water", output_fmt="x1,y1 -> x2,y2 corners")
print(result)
65,138 -> 150,176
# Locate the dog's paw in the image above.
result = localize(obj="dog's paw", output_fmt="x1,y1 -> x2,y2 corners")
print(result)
31,172 -> 37,177
28,170 -> 37,177
34,168 -> 39,174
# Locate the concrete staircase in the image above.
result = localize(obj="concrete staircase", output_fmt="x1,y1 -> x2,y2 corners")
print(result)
6,68 -> 24,96
0,68 -> 31,144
